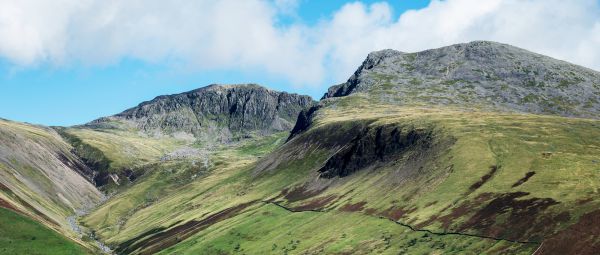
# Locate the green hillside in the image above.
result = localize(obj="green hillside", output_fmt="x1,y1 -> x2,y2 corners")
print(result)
0,207 -> 89,255
77,98 -> 599,254
1,43 -> 599,254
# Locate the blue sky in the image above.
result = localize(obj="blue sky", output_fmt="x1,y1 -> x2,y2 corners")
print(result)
0,1 -> 430,126
1,0 -> 599,126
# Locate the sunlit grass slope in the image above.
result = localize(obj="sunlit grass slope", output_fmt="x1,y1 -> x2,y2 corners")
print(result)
80,94 -> 600,254
6,42 -> 600,254
0,119 -> 103,252
0,208 -> 89,255
64,126 -> 184,173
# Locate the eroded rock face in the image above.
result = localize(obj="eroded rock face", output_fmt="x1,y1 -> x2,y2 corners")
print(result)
287,105 -> 321,141
90,84 -> 315,140
318,124 -> 440,178
323,41 -> 600,118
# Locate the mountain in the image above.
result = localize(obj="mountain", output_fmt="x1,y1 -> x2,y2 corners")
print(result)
324,41 -> 600,118
76,42 -> 599,254
0,84 -> 315,254
57,84 -> 314,188
89,84 -> 315,141
2,42 -> 600,255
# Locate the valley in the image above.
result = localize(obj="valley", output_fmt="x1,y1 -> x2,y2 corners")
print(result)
1,41 -> 599,254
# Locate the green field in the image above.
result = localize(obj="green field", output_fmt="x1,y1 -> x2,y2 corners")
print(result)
72,96 -> 600,254
0,208 -> 89,255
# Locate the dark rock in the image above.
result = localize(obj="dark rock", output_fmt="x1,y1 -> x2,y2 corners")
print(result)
89,84 -> 315,140
318,125 -> 435,178
287,105 -> 321,141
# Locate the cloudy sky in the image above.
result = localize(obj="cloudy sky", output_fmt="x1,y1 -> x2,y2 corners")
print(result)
1,0 -> 600,125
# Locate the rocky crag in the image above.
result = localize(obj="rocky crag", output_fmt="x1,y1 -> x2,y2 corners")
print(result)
90,84 -> 315,142
324,41 -> 600,118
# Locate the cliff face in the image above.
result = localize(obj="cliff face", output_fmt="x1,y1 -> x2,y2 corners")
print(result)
323,41 -> 600,118
91,84 -> 315,141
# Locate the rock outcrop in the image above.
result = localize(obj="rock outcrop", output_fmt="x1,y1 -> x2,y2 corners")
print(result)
287,105 -> 321,141
317,124 -> 448,178
90,84 -> 315,141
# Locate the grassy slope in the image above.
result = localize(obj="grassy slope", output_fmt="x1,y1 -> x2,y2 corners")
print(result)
0,119 -> 104,253
157,203 -> 528,255
64,126 -> 184,173
82,133 -> 291,244
0,208 -> 89,255
308,96 -> 600,221
83,94 -> 600,254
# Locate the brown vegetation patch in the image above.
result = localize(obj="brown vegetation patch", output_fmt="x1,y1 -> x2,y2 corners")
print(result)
417,192 -> 564,242
120,201 -> 256,255
511,171 -> 536,187
415,214 -> 439,229
458,192 -> 560,241
467,165 -> 498,192
0,182 -> 9,191
289,195 -> 337,211
282,185 -> 326,203
535,209 -> 600,255
576,197 -> 593,205
338,201 -> 367,212
0,197 -> 21,213
417,193 -> 494,229
115,226 -> 167,254
379,205 -> 417,221
364,208 -> 378,215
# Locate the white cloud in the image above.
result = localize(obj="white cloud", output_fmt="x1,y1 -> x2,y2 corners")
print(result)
315,0 -> 600,82
0,0 -> 599,88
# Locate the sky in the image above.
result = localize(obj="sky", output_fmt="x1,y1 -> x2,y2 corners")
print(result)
1,0 -> 599,126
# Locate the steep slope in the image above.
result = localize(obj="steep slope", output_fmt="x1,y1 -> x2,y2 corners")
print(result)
5,42 -> 596,254
324,41 -> 600,118
80,42 -> 600,255
89,84 -> 315,141
60,84 -> 315,188
0,84 -> 315,254
0,119 -> 104,253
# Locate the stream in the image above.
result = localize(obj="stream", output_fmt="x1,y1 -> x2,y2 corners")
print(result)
67,215 -> 113,254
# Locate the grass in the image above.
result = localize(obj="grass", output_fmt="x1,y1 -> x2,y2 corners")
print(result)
157,203 -> 534,255
294,97 -> 600,234
63,127 -> 184,173
0,208 -> 89,255
72,91 -> 600,254
0,119 -> 109,253
81,132 -> 298,244
236,132 -> 287,157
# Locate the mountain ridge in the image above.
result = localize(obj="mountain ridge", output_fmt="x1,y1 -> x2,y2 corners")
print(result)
323,40 -> 600,119
87,83 -> 315,142
1,41 -> 600,254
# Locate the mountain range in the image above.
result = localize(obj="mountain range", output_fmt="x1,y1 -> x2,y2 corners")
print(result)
0,41 -> 599,254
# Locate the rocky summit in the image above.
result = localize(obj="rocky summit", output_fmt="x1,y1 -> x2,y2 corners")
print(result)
324,41 -> 600,118
2,42 -> 600,255
89,84 -> 315,141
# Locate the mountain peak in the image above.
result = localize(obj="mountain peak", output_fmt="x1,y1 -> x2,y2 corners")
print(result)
89,84 -> 315,141
323,41 -> 600,118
